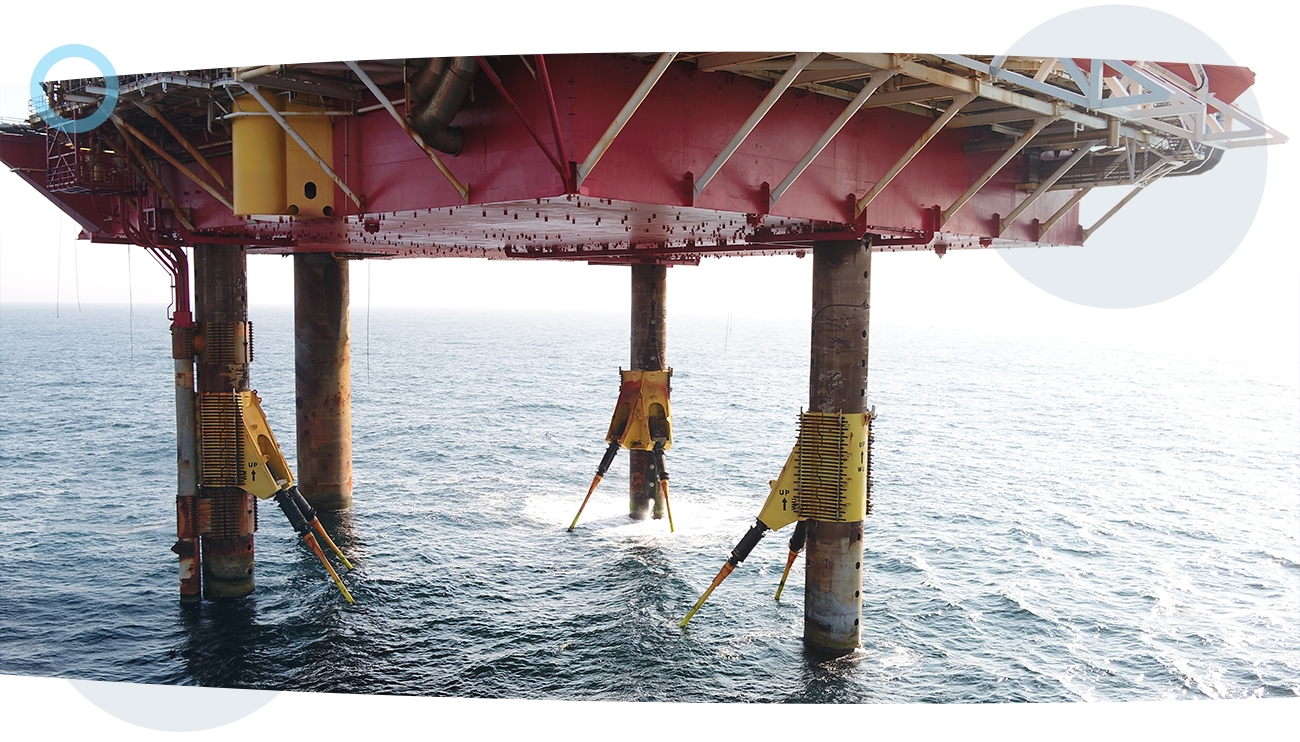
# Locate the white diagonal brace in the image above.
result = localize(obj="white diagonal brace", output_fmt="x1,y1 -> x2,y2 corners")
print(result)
577,52 -> 678,188
855,93 -> 974,217
1082,186 -> 1145,242
238,82 -> 364,211
999,142 -> 1097,235
941,115 -> 1056,227
768,69 -> 899,210
694,52 -> 817,201
345,61 -> 468,203
1037,185 -> 1093,240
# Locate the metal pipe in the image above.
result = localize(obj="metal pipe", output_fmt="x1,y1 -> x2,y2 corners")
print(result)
475,56 -> 567,182
356,98 -> 405,115
769,69 -> 898,210
1037,185 -> 1093,240
1083,185 -> 1146,242
112,114 -> 235,211
694,52 -> 816,202
169,249 -> 199,602
941,116 -> 1056,227
408,58 -> 447,105
346,61 -> 469,202
409,57 -> 476,155
630,264 -> 667,521
221,110 -> 352,119
835,53 -> 1152,145
805,238 -> 870,654
294,253 -> 353,512
142,104 -> 234,193
855,94 -> 974,217
577,52 -> 678,188
194,244 -> 255,599
999,142 -> 1097,234
535,55 -> 572,190
109,123 -> 196,232
238,82 -> 364,211
233,65 -> 280,82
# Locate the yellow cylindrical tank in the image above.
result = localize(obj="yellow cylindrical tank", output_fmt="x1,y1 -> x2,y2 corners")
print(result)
283,98 -> 336,218
232,93 -> 286,217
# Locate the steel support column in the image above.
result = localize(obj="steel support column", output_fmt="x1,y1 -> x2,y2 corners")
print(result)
294,252 -> 353,511
195,244 -> 255,599
804,239 -> 870,653
629,264 -> 667,520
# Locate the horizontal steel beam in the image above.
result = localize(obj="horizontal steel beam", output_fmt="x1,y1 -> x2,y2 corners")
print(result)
834,53 -> 1151,144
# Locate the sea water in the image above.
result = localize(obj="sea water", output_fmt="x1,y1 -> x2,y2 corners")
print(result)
0,302 -> 1295,702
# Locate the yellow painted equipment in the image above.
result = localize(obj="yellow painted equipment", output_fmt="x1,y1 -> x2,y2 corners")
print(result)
605,369 -> 673,451
196,388 -> 355,602
231,92 -> 286,216
283,97 -> 335,219
238,390 -> 295,499
680,411 -> 873,627
756,411 -> 868,531
569,368 -> 674,532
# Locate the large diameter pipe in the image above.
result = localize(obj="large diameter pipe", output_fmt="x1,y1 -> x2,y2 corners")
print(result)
195,244 -> 255,599
410,57 -> 476,155
294,253 -> 353,511
630,264 -> 667,520
805,239 -> 870,653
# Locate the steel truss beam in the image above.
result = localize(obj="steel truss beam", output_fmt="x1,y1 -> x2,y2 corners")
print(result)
694,53 -> 816,202
855,93 -> 974,217
942,116 -> 1056,227
999,143 -> 1097,235
770,69 -> 899,211
577,52 -> 678,189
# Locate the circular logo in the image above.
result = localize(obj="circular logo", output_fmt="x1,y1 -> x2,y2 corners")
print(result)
995,6 -> 1269,309
30,44 -> 120,133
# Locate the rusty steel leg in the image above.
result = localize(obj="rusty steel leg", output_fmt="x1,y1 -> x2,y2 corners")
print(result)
294,253 -> 353,511
629,263 -> 667,520
195,244 -> 255,599
804,239 -> 870,653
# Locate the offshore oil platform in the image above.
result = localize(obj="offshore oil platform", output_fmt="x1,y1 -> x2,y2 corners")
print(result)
0,50 -> 1283,653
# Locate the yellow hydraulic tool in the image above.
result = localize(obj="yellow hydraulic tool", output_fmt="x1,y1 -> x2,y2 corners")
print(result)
204,390 -> 355,602
680,410 -> 872,627
569,368 -> 674,532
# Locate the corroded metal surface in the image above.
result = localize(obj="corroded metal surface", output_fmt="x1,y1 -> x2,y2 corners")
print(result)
195,244 -> 255,598
629,264 -> 667,520
294,253 -> 353,511
804,240 -> 870,653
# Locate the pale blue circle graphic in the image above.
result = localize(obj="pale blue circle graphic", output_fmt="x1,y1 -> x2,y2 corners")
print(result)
69,679 -> 279,732
996,5 -> 1269,308
30,44 -> 120,133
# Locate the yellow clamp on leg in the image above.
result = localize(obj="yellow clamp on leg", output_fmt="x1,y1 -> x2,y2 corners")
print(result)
231,390 -> 356,602
568,368 -> 674,531
679,411 -> 870,626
